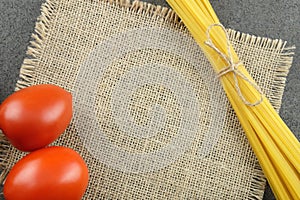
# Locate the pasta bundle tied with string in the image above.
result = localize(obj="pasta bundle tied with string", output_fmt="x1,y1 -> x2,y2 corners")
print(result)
166,0 -> 300,199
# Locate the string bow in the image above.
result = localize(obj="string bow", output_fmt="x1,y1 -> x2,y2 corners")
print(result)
205,23 -> 263,106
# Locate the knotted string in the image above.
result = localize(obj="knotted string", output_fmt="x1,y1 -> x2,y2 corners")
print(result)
204,23 -> 263,106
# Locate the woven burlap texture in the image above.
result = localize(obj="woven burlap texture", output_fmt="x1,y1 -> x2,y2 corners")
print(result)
0,0 -> 294,199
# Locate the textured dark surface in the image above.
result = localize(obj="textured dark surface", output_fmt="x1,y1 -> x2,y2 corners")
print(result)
0,0 -> 299,199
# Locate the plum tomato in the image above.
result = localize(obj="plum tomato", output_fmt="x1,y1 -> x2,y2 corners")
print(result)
3,146 -> 89,200
0,84 -> 72,151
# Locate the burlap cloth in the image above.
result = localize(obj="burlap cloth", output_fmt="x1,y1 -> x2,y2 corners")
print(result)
0,0 -> 295,199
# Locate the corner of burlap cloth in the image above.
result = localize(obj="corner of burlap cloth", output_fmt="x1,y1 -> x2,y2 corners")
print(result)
0,0 -> 295,199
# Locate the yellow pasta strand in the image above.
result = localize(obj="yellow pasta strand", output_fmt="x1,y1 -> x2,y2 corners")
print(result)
167,0 -> 300,199
223,81 -> 292,200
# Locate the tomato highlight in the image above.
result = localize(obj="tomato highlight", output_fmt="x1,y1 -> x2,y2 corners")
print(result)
3,146 -> 89,200
0,84 -> 73,151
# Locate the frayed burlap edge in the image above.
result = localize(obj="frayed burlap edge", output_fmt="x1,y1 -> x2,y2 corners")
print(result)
0,0 -> 295,199
0,0 -> 59,185
227,29 -> 295,112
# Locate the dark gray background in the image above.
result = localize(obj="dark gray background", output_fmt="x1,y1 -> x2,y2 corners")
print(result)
0,0 -> 299,199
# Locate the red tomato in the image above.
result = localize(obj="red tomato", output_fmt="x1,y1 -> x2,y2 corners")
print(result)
0,84 -> 72,151
3,146 -> 89,200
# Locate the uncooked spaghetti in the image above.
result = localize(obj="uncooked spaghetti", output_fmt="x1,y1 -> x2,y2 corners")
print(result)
166,0 -> 300,199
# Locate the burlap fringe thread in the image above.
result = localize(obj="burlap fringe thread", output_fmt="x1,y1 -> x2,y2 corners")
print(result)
0,0 -> 295,199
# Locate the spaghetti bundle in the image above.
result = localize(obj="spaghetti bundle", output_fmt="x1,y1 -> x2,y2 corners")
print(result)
166,0 -> 300,199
